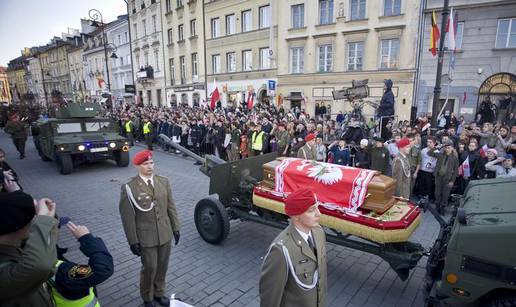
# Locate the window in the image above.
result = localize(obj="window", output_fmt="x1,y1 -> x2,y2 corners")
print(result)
191,53 -> 198,79
120,56 -> 124,66
167,28 -> 173,45
127,54 -> 131,64
242,10 -> 252,32
190,19 -> 196,36
211,18 -> 220,38
133,23 -> 138,38
226,14 -> 236,35
177,0 -> 183,7
289,47 -> 304,73
154,49 -> 159,71
260,47 -> 270,69
142,19 -> 147,36
384,0 -> 401,16
212,54 -> 221,73
157,89 -> 162,107
124,31 -> 128,43
291,4 -> 304,29
180,56 -> 186,84
319,0 -> 334,25
147,90 -> 152,104
169,58 -> 175,85
444,22 -> 464,50
350,0 -> 366,20
166,0 -> 171,12
152,15 -> 157,33
144,52 -> 149,66
317,44 -> 333,72
379,38 -> 400,69
259,5 -> 270,28
495,18 -> 516,49
242,50 -> 252,71
118,34 -> 121,45
347,41 -> 364,71
178,24 -> 184,41
227,52 -> 236,72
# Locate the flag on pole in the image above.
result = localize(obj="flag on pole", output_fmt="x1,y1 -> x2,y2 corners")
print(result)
458,156 -> 471,178
210,79 -> 220,110
247,91 -> 254,110
445,8 -> 456,52
430,10 -> 440,57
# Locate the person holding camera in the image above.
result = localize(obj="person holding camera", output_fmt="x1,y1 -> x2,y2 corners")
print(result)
0,192 -> 58,307
119,150 -> 181,307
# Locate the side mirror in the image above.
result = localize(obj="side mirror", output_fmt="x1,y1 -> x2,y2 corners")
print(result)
457,208 -> 468,225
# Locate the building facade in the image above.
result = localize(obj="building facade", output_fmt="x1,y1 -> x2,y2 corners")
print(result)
67,44 -> 86,103
106,15 -> 134,104
7,56 -> 28,104
26,56 -> 43,105
83,24 -> 112,102
274,0 -> 422,120
0,66 -> 12,104
416,0 -> 516,121
129,0 -> 166,107
46,38 -> 74,101
162,0 -> 206,107
204,0 -> 276,110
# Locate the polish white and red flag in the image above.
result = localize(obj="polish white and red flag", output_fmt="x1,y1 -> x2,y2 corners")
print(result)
274,158 -> 376,212
210,79 -> 220,110
247,91 -> 254,110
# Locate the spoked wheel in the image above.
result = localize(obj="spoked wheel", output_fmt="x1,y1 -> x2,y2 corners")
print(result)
194,197 -> 230,244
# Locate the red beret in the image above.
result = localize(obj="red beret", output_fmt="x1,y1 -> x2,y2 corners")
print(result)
285,188 -> 317,217
132,150 -> 153,165
396,137 -> 410,149
305,133 -> 316,142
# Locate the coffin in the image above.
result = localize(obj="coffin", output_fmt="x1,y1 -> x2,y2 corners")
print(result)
262,157 -> 396,214
256,158 -> 421,243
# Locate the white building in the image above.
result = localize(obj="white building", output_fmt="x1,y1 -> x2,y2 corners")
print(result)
106,15 -> 134,104
129,0 -> 166,107
26,56 -> 44,105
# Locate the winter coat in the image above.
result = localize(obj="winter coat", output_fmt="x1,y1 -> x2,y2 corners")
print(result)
378,79 -> 395,117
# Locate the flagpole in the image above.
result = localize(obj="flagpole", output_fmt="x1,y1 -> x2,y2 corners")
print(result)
430,0 -> 451,130
437,50 -> 453,119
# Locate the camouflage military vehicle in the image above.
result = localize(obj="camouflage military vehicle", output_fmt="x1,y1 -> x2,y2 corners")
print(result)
34,103 -> 130,174
424,177 -> 516,306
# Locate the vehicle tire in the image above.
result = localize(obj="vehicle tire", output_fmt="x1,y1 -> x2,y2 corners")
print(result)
114,150 -> 129,167
56,153 -> 73,175
194,197 -> 230,244
485,292 -> 516,307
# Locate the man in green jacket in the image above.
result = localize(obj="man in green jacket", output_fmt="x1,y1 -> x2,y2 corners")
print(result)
428,139 -> 459,214
0,191 -> 58,307
4,113 -> 28,159
369,136 -> 390,175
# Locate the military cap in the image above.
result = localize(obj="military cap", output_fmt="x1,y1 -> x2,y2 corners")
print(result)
132,150 -> 153,165
285,188 -> 317,217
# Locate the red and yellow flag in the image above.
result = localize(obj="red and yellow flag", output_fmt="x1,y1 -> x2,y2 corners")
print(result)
430,10 -> 440,56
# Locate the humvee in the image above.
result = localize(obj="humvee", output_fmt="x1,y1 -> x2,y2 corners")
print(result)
425,177 -> 516,306
34,103 -> 130,174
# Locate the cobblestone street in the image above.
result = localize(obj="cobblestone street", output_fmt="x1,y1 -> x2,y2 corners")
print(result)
1,132 -> 441,307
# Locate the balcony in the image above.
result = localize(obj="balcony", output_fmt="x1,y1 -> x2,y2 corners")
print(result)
136,66 -> 154,83
141,2 -> 146,9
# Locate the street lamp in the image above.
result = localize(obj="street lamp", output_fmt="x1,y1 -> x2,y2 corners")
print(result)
88,8 -> 119,109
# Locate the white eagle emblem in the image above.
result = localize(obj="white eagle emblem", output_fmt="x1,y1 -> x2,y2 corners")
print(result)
306,163 -> 343,185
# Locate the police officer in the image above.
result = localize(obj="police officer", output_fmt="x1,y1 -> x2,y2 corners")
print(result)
143,118 -> 153,150
49,220 -> 114,306
260,188 -> 327,307
0,192 -> 58,307
4,113 -> 28,159
119,150 -> 181,307
124,117 -> 135,146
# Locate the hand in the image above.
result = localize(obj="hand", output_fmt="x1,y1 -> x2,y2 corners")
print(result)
413,172 -> 418,179
173,231 -> 180,245
130,243 -> 141,256
3,178 -> 20,192
3,170 -> 15,181
66,222 -> 90,239
35,198 -> 56,217
448,181 -> 454,188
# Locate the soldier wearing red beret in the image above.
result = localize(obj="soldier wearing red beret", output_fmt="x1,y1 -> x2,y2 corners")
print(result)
119,150 -> 181,307
392,137 -> 412,199
259,188 -> 327,307
297,133 -> 317,160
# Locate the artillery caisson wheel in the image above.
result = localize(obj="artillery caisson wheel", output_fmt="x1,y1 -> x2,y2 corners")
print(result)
194,197 -> 230,244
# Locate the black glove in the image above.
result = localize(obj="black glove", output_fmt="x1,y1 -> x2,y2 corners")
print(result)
130,243 -> 141,256
173,231 -> 180,245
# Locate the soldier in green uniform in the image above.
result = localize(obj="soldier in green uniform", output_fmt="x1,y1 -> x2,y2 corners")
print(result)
428,139 -> 459,214
0,191 -> 58,307
406,133 -> 421,193
297,133 -> 317,160
260,188 -> 327,307
273,123 -> 290,156
392,138 -> 412,199
369,136 -> 390,175
119,150 -> 181,307
4,113 -> 28,159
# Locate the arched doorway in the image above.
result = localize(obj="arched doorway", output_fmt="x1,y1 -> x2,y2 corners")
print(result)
192,92 -> 200,107
477,73 -> 516,122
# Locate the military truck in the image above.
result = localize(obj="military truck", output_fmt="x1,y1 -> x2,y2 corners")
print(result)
424,177 -> 516,306
34,103 -> 130,174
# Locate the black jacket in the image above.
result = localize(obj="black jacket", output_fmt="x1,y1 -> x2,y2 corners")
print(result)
378,79 -> 395,117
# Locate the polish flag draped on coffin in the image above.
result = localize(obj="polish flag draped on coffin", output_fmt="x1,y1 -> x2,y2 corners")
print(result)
274,158 -> 377,212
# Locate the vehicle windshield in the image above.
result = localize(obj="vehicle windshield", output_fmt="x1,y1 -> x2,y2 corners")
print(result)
56,123 -> 82,134
85,121 -> 115,132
